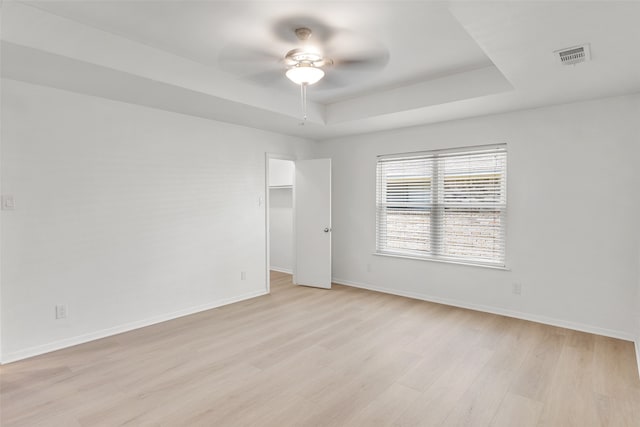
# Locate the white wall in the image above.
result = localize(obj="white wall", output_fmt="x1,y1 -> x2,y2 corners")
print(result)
637,237 -> 640,365
268,158 -> 294,187
0,79 -> 313,362
316,94 -> 640,339
269,188 -> 294,273
2,78 -> 638,363
268,158 -> 294,273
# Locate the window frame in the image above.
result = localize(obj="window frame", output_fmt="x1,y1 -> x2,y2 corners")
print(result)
375,144 -> 508,269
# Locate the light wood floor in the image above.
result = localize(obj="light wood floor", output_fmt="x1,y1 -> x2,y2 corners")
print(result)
2,271 -> 639,426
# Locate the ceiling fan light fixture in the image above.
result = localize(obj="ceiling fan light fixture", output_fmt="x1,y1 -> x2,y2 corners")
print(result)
286,63 -> 325,85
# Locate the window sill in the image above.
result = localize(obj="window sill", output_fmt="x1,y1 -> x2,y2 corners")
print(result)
373,252 -> 510,271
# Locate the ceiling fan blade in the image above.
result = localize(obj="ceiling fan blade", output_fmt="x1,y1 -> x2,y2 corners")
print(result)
332,51 -> 390,71
244,69 -> 286,86
320,27 -> 390,82
315,72 -> 356,89
319,46 -> 390,89
317,56 -> 389,89
218,43 -> 283,76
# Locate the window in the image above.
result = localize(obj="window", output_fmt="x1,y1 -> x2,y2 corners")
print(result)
376,144 -> 507,267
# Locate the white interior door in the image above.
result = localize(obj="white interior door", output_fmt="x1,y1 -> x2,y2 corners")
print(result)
295,159 -> 332,289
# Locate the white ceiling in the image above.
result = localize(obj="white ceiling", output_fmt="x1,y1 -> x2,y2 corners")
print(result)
2,1 -> 640,140
22,1 -> 494,104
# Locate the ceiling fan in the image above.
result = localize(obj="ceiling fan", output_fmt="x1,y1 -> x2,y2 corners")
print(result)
219,18 -> 389,122
283,27 -> 331,86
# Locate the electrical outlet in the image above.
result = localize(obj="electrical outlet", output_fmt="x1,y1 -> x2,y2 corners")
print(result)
512,283 -> 522,295
366,263 -> 372,272
240,271 -> 246,280
55,304 -> 67,319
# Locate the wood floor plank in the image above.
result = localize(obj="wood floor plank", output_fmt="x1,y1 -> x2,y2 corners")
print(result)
489,393 -> 543,427
1,271 -> 638,426
508,329 -> 566,402
536,344 -> 599,426
441,366 -> 513,427
342,383 -> 422,426
393,346 -> 494,426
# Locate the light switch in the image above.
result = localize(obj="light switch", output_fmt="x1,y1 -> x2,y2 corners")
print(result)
2,195 -> 15,210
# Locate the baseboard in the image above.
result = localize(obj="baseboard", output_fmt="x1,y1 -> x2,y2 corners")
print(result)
270,266 -> 293,274
1,289 -> 268,364
332,277 -> 635,342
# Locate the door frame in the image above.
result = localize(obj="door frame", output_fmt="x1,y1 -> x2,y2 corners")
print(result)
265,153 -> 296,294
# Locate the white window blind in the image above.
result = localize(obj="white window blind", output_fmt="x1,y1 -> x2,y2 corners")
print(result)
376,144 -> 507,267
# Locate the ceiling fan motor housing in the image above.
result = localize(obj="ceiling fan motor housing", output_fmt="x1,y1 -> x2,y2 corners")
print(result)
285,48 -> 324,66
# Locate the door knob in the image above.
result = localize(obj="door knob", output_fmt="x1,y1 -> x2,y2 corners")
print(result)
324,227 -> 331,233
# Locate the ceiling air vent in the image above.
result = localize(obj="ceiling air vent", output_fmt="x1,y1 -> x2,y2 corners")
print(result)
555,44 -> 591,65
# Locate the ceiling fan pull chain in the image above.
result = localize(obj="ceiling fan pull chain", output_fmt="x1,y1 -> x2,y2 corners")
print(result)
301,82 -> 308,122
